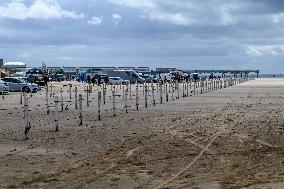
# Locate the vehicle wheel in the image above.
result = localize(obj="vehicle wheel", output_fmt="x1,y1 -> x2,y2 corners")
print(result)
22,87 -> 30,93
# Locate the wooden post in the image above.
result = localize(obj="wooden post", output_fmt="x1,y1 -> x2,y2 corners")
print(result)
98,92 -> 101,120
50,84 -> 53,97
75,87 -> 78,109
147,82 -> 150,96
142,82 -> 145,97
125,87 -> 128,113
186,81 -> 189,97
171,82 -> 174,101
79,94 -> 83,125
200,81 -> 203,94
103,83 -> 106,105
193,81 -> 196,95
177,81 -> 180,99
86,86 -> 89,107
112,90 -> 116,116
151,81 -> 155,106
136,82 -> 139,110
145,85 -> 148,108
159,82 -> 163,104
60,88 -> 64,112
54,96 -> 59,131
22,92 -> 30,140
182,81 -> 185,97
45,85 -> 49,114
156,82 -> 159,94
20,88 -> 23,104
122,85 -> 125,101
166,82 -> 169,102
69,84 -> 72,99
129,83 -> 132,100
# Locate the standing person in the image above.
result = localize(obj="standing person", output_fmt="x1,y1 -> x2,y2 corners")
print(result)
91,76 -> 96,86
105,76 -> 109,84
87,75 -> 91,84
98,75 -> 101,86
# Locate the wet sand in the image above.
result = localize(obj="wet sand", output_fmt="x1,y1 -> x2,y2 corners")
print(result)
0,78 -> 283,189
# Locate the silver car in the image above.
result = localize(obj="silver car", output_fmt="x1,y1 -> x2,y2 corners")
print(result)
0,80 -> 9,94
1,77 -> 40,93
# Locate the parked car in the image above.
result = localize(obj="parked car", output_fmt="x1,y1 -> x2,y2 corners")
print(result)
141,75 -> 158,83
51,74 -> 66,82
0,80 -> 9,94
1,77 -> 40,93
106,70 -> 145,83
26,68 -> 45,86
108,77 -> 130,85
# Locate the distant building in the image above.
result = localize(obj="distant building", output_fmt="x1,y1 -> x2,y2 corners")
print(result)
156,67 -> 177,73
46,66 -> 150,74
2,61 -> 27,72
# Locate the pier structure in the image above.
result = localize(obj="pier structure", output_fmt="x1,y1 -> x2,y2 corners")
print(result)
182,69 -> 260,78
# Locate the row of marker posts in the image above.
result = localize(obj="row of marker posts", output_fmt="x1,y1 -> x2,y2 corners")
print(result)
21,76 -> 251,140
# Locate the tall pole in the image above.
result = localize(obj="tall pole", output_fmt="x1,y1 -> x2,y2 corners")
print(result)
45,85 -> 49,114
60,88 -> 64,112
54,96 -> 59,131
22,92 -> 30,140
136,82 -> 139,110
112,90 -> 116,116
75,87 -> 78,110
98,92 -> 101,120
79,94 -> 83,126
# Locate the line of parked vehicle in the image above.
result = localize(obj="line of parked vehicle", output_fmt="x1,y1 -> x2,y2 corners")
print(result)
0,77 -> 40,94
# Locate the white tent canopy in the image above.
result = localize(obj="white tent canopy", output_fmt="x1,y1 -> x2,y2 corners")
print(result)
2,61 -> 26,68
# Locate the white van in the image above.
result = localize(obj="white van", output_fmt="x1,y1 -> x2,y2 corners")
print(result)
107,70 -> 145,83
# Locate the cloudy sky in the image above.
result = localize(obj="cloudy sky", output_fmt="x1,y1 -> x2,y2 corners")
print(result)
0,0 -> 284,73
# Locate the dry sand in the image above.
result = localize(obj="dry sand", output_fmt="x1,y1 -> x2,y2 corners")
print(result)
0,78 -> 283,189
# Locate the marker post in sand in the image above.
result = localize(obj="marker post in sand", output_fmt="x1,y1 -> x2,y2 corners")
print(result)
136,83 -> 139,110
75,87 -> 78,110
86,86 -> 89,107
45,85 -> 49,114
151,81 -> 155,106
22,92 -> 31,140
125,88 -> 128,113
186,81 -> 189,97
129,83 -> 132,100
159,82 -> 163,104
122,85 -> 125,101
147,82 -> 150,96
171,82 -> 174,101
182,82 -> 185,97
193,81 -> 196,95
142,82 -> 145,97
98,92 -> 102,120
60,88 -> 64,112
50,84 -> 53,97
166,82 -> 169,102
177,81 -> 180,99
69,84 -> 72,99
20,88 -> 23,104
112,90 -> 116,116
54,96 -> 59,131
103,84 -> 106,105
79,94 -> 83,126
145,85 -> 148,108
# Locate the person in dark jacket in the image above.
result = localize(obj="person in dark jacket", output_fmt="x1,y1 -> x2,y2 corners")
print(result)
87,75 -> 91,84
